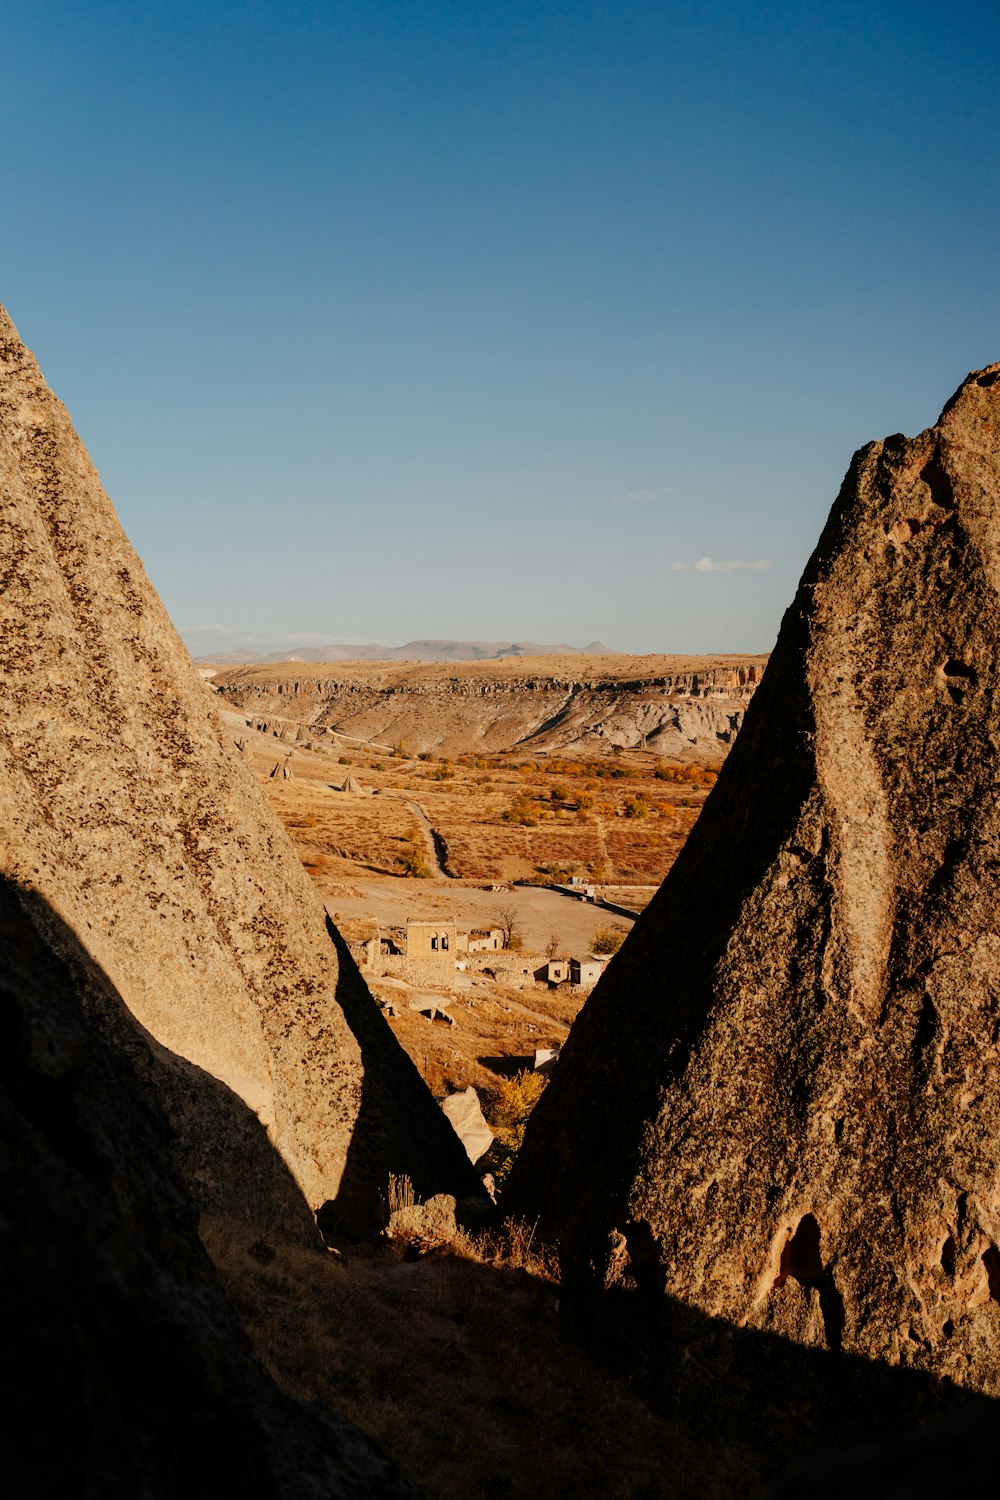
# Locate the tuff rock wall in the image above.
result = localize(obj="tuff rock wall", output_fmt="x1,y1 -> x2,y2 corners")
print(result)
0,303 -> 480,1238
506,365 -> 1000,1393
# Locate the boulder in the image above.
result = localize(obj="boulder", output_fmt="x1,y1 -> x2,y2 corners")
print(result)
441,1086 -> 493,1165
506,364 -> 1000,1393
386,1192 -> 458,1250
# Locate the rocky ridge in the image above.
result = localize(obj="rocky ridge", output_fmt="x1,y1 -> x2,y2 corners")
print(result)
505,364 -> 1000,1393
213,655 -> 766,763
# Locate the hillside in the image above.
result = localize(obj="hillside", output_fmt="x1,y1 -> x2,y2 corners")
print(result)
211,652 -> 767,764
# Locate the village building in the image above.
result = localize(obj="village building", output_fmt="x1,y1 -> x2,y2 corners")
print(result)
336,915 -> 381,971
570,956 -> 606,987
405,918 -> 457,962
466,927 -> 503,952
540,958 -> 570,985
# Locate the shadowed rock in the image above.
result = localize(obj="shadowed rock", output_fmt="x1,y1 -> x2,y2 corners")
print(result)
0,875 -> 417,1497
0,303 -> 481,1236
505,364 -> 1000,1394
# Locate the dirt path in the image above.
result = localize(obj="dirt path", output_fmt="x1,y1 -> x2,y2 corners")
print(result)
402,798 -> 453,880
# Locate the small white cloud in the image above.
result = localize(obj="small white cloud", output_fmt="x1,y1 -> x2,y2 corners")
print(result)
666,556 -> 771,574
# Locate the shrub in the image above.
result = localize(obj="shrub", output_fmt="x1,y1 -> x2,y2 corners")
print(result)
396,848 -> 431,878
591,924 -> 627,955
484,1070 -> 547,1186
623,794 -> 649,820
502,796 -> 540,827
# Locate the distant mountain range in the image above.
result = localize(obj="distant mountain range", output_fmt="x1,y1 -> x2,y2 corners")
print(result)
194,638 -> 620,665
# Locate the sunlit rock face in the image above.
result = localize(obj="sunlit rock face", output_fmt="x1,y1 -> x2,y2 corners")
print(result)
0,303 -> 479,1237
506,365 -> 1000,1393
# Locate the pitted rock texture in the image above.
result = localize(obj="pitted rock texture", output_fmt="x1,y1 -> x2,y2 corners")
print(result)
0,303 -> 480,1234
505,365 -> 1000,1393
0,878 -> 417,1498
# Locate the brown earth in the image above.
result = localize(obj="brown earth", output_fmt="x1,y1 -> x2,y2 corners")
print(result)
222,701 -> 717,887
506,363 -> 1000,1398
214,669 -> 719,1104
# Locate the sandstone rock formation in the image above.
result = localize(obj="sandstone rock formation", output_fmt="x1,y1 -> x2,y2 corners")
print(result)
0,303 -> 481,1238
212,654 -> 766,764
505,365 -> 1000,1393
0,876 -> 416,1497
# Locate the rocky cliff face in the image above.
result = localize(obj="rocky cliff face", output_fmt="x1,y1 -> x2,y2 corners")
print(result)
213,656 -> 766,763
0,303 -> 480,1237
505,365 -> 1000,1394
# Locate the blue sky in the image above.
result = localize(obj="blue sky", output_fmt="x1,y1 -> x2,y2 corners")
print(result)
3,0 -> 997,656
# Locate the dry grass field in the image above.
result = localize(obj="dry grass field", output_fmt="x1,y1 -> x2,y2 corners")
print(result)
251,737 -> 717,889
202,1214 -> 759,1500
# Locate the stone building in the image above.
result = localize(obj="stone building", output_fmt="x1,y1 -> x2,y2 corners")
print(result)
466,927 -> 503,952
405,919 -> 457,962
570,956 -> 605,987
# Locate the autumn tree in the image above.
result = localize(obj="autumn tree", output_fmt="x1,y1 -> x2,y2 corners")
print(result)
493,902 -> 523,951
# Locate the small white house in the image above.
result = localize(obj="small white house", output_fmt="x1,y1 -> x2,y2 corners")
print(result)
570,956 -> 606,987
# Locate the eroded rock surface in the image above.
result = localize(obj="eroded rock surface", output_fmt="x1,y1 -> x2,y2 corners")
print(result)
506,365 -> 1000,1393
212,654 -> 766,763
0,303 -> 480,1236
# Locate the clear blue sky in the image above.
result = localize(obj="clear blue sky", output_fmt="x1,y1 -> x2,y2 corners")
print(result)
3,1 -> 997,656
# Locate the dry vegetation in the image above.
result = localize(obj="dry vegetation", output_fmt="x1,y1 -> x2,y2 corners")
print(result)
201,1213 -> 758,1500
228,709 -> 713,1103
256,741 -> 717,889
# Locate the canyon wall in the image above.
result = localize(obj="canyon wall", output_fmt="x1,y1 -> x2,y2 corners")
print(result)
213,656 -> 767,764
